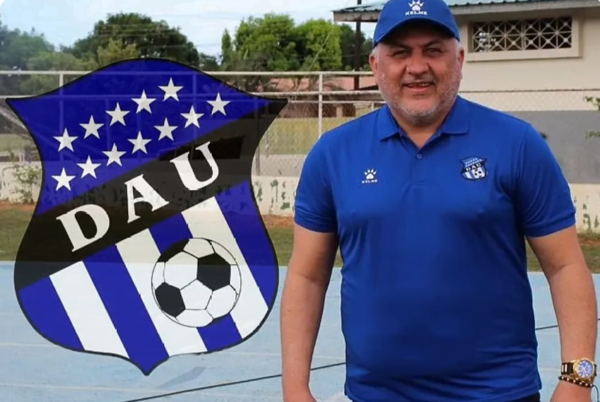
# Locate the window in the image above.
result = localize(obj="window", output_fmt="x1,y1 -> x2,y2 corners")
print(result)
471,17 -> 572,53
466,16 -> 579,61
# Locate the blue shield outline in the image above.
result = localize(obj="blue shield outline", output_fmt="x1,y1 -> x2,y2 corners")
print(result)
5,58 -> 288,375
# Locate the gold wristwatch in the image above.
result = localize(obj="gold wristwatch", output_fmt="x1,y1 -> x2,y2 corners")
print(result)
560,358 -> 597,386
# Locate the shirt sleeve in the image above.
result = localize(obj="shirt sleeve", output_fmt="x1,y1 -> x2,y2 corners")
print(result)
293,136 -> 337,233
514,124 -> 576,237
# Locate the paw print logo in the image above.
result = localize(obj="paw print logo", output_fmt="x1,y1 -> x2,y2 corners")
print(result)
362,169 -> 377,184
409,0 -> 423,11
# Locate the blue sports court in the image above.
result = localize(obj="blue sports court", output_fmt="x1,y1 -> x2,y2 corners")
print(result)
0,262 -> 599,402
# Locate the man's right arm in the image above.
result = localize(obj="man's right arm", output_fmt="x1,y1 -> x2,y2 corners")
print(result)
280,136 -> 338,402
280,225 -> 338,401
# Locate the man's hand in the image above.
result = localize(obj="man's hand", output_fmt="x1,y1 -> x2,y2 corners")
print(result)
551,380 -> 593,402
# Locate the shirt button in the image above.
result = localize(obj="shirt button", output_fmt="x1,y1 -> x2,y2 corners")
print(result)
416,153 -> 423,159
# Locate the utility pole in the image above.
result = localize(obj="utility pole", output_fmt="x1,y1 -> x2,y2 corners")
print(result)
353,0 -> 362,90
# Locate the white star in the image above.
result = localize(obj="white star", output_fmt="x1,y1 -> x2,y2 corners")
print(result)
132,90 -> 156,113
159,78 -> 182,101
207,93 -> 230,115
106,103 -> 129,126
54,128 -> 77,152
80,116 -> 103,139
154,118 -> 177,140
103,144 -> 126,166
129,131 -> 151,154
77,156 -> 101,178
52,168 -> 75,190
181,105 -> 204,128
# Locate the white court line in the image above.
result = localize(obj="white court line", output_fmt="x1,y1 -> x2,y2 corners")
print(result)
0,381 -> 280,399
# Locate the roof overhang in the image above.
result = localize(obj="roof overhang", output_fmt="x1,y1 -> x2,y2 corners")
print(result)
332,1 -> 384,23
332,0 -> 600,23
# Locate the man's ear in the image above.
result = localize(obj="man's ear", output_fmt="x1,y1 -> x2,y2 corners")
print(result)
369,46 -> 379,75
456,39 -> 465,65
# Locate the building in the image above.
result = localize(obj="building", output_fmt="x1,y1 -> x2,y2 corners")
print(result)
332,0 -> 600,186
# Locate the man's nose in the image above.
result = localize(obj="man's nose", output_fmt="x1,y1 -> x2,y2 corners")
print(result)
405,54 -> 429,76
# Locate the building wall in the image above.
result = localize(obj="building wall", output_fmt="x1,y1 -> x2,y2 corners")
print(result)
1,163 -> 599,233
456,10 -> 600,111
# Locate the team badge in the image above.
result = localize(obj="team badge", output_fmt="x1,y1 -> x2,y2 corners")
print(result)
6,58 -> 287,375
460,156 -> 487,180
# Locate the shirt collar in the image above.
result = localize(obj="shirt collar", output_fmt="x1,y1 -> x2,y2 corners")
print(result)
376,95 -> 471,141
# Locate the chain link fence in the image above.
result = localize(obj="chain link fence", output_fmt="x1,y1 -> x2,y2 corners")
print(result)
1,70 -> 600,256
1,70 -> 600,181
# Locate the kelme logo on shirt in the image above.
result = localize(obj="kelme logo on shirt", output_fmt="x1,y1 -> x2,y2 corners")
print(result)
460,156 -> 487,180
362,169 -> 378,184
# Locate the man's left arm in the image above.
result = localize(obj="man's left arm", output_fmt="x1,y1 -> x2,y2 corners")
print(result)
528,226 -> 597,363
514,124 -> 597,398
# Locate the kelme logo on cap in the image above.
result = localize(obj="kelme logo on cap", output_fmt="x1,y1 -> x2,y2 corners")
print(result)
406,0 -> 427,15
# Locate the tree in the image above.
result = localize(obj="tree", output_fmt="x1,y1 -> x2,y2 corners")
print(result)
19,50 -> 93,95
294,19 -> 342,72
0,25 -> 54,71
339,24 -> 372,71
198,53 -> 219,71
95,37 -> 140,66
67,13 -> 202,67
219,15 -> 299,92
0,18 -> 56,96
232,14 -> 301,71
220,14 -> 345,91
0,19 -> 59,135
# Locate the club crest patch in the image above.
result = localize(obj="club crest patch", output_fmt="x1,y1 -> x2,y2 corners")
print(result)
460,156 -> 487,180
6,58 -> 287,375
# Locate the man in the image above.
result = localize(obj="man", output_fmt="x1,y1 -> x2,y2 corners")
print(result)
280,0 -> 598,401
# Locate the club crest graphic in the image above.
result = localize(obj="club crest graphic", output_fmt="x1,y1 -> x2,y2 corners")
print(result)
460,156 -> 487,180
5,58 -> 288,375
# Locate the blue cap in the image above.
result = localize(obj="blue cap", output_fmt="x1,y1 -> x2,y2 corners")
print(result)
373,0 -> 460,45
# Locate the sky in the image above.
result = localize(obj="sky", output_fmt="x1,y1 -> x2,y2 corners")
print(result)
0,0 -> 376,57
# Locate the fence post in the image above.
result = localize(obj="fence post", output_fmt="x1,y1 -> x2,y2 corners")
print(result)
59,73 -> 64,140
318,73 -> 323,138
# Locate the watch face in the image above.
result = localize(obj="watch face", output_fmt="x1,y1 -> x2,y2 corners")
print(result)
575,360 -> 595,379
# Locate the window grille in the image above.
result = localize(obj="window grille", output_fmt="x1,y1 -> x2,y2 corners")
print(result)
471,17 -> 573,53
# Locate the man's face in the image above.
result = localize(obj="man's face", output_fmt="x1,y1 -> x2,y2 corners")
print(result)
370,22 -> 465,126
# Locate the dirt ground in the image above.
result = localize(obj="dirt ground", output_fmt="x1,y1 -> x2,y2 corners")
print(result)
0,201 -> 35,213
580,236 -> 600,247
262,215 -> 294,229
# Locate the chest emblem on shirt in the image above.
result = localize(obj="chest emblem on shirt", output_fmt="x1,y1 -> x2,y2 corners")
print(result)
460,156 -> 487,180
362,169 -> 378,184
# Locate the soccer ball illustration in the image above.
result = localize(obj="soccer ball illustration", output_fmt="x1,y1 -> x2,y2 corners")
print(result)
151,237 -> 242,328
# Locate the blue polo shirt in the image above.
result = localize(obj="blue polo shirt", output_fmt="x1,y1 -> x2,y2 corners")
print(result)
293,95 -> 576,402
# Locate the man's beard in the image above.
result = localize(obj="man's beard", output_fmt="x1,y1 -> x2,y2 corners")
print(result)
377,72 -> 460,127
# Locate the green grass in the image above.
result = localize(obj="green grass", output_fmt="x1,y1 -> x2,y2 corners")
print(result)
261,117 -> 353,155
1,204 -> 600,273
0,207 -> 32,259
0,134 -> 33,154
